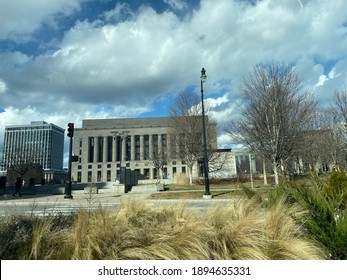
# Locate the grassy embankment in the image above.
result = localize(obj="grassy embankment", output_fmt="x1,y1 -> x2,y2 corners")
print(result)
0,173 -> 345,260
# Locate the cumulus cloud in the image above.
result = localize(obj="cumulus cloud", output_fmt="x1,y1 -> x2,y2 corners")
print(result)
0,0 -> 347,153
0,79 -> 7,94
163,0 -> 188,10
0,0 -> 83,40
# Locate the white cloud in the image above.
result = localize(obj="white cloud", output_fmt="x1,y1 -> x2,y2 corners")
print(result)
315,75 -> 328,87
103,2 -> 134,23
0,0 -> 83,40
163,0 -> 188,10
328,68 -> 341,79
0,79 -> 7,93
1,0 -> 347,152
206,95 -> 229,108
217,133 -> 234,149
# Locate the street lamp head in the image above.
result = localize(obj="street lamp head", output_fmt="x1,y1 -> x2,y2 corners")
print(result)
200,68 -> 207,81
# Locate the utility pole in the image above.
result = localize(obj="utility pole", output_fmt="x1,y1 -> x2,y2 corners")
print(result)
65,123 -> 74,199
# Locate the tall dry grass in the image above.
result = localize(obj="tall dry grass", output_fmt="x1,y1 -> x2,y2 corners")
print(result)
173,173 -> 189,185
205,197 -> 325,260
0,197 -> 326,260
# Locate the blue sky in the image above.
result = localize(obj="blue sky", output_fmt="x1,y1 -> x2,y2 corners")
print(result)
1,0 -> 347,166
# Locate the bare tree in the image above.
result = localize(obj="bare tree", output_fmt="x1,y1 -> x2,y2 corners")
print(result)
146,147 -> 169,184
225,62 -> 318,185
169,91 -> 218,184
3,147 -> 43,185
333,87 -> 347,124
308,109 -> 346,171
331,87 -> 347,169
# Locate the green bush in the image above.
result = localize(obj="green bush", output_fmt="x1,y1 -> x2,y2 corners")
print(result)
265,174 -> 347,260
325,171 -> 347,209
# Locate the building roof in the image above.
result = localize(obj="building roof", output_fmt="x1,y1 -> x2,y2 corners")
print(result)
5,121 -> 64,132
81,117 -> 171,130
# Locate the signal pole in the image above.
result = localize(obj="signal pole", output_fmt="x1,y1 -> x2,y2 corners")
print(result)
65,123 -> 74,199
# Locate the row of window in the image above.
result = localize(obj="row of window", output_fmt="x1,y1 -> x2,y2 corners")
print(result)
76,166 -> 187,183
76,160 -> 186,170
85,135 -> 168,163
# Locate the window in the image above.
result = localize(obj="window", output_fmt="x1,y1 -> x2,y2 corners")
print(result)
107,137 -> 113,162
126,136 -> 131,161
143,168 -> 150,179
135,135 -> 140,160
161,134 -> 167,147
182,166 -> 186,173
116,136 -> 121,161
88,171 -> 92,182
107,170 -> 111,181
144,135 -> 149,160
199,162 -> 204,177
97,171 -> 102,182
153,134 -> 158,158
173,167 -> 177,174
77,172 -> 82,183
98,137 -> 103,162
88,137 -> 94,163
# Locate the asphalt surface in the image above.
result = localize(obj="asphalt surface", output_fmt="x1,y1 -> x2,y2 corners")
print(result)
0,190 -> 234,216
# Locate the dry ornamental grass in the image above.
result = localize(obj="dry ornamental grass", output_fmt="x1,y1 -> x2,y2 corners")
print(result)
0,197 -> 326,260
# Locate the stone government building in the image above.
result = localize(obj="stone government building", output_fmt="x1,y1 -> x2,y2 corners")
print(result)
72,117 -> 231,184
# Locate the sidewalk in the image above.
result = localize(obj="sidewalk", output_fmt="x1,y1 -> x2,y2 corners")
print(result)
0,190 -> 151,205
0,190 -> 235,217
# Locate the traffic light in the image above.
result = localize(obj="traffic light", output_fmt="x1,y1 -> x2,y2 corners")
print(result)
71,155 -> 79,162
67,123 -> 74,138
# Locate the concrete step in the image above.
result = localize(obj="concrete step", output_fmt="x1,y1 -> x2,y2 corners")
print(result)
131,184 -> 164,193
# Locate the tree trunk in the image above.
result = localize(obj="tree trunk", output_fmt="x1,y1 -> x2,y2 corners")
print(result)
263,158 -> 268,186
273,162 -> 280,186
188,166 -> 193,185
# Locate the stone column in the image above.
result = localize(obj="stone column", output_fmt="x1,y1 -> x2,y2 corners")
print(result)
131,135 -> 135,161
112,136 -> 117,162
152,167 -> 156,180
158,134 -> 162,153
166,133 -> 171,160
158,134 -> 163,179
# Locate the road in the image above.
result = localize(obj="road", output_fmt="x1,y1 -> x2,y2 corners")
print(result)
0,191 -> 234,216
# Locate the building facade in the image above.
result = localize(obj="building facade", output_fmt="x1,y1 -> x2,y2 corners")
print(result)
1,121 -> 65,172
72,117 -> 218,184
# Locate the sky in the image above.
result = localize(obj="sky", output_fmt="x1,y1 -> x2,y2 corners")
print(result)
1,0 -> 347,167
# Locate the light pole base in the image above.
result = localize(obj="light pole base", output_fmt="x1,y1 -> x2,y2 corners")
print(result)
203,194 -> 212,199
64,194 -> 73,199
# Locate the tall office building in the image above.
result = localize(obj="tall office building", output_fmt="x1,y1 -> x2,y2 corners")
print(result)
72,117 -> 218,184
1,121 -> 64,172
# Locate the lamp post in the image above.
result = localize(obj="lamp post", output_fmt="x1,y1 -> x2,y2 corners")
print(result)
200,68 -> 211,198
